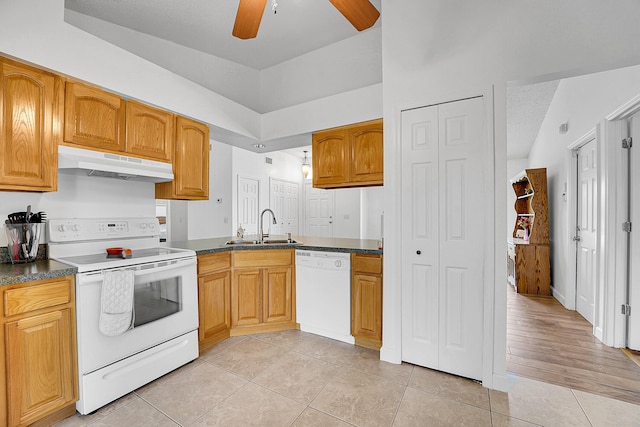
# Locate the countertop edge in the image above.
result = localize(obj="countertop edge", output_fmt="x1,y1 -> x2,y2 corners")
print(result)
192,245 -> 383,256
0,260 -> 78,286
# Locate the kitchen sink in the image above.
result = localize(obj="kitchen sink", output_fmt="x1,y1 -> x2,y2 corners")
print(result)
224,239 -> 301,246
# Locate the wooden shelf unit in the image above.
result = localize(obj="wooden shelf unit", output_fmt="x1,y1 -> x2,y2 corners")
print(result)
508,168 -> 550,295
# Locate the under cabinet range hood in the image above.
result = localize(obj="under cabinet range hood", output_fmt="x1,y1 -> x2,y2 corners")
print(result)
58,145 -> 174,183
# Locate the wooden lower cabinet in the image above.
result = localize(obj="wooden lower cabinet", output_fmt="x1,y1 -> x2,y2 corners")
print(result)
232,268 -> 262,327
351,253 -> 383,350
1,276 -> 78,427
197,252 -> 231,351
508,242 -> 551,295
231,249 -> 296,335
262,267 -> 293,324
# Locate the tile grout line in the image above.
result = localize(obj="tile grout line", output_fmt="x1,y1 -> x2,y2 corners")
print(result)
134,392 -> 184,427
570,389 -> 595,427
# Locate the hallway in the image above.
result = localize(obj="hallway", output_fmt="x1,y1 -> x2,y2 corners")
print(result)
506,285 -> 640,405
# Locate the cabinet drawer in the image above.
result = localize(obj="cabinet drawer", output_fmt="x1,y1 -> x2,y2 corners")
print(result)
352,254 -> 382,274
198,252 -> 231,275
4,277 -> 72,317
232,250 -> 292,268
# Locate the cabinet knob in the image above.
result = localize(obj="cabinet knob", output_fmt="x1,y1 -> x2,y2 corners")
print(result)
416,250 -> 421,255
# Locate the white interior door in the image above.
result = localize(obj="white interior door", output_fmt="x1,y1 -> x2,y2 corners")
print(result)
304,182 -> 334,237
629,113 -> 640,350
270,178 -> 299,236
576,138 -> 597,324
237,176 -> 259,235
401,97 -> 485,381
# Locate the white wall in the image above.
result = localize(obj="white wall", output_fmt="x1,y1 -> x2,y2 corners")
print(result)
64,9 -> 262,114
186,140 -> 234,240
0,174 -> 154,246
360,187 -> 384,240
332,188 -> 362,239
527,64 -> 640,306
260,28 -> 382,113
64,10 -> 382,116
382,0 -> 640,389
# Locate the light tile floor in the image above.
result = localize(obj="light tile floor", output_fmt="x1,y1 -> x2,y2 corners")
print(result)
53,330 -> 640,427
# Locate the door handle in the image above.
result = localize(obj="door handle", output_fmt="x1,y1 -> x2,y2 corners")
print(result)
416,250 -> 422,255
572,236 -> 581,242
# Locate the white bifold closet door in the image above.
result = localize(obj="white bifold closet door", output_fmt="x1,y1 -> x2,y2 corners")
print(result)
401,97 -> 485,381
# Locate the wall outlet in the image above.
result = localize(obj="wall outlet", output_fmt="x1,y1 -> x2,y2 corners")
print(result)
223,217 -> 228,223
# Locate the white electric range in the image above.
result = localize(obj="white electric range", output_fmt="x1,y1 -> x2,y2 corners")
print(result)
48,217 -> 198,415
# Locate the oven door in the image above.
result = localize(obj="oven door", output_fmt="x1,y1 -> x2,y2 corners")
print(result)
76,256 -> 198,375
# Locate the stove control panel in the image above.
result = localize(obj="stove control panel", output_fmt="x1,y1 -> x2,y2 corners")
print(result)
48,218 -> 159,242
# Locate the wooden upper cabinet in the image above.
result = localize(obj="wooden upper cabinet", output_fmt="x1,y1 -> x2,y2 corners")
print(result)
0,58 -> 60,191
155,116 -> 210,200
312,119 -> 383,189
64,82 -> 125,152
350,121 -> 383,184
125,100 -> 173,162
312,129 -> 349,187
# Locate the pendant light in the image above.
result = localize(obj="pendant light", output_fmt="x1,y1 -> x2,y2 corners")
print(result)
301,151 -> 311,178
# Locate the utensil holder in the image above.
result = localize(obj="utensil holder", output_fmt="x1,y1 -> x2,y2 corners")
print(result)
5,223 -> 42,264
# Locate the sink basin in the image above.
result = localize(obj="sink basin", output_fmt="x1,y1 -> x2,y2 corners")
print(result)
263,239 -> 301,245
224,239 -> 260,245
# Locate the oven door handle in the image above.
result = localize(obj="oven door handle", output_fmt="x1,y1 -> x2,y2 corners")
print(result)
133,257 -> 196,277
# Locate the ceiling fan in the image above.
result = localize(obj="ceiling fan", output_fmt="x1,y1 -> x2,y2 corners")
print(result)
232,0 -> 380,40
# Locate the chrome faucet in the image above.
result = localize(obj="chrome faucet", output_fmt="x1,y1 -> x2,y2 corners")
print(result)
259,208 -> 277,242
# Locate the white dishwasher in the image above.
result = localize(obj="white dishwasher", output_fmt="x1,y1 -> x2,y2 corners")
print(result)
295,250 -> 354,344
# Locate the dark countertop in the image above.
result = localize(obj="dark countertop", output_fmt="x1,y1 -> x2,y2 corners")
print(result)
0,235 -> 381,285
166,235 -> 383,256
0,260 -> 77,286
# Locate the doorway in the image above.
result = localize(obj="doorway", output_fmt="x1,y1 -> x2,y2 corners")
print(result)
568,130 -> 598,325
400,96 -> 486,381
237,176 -> 259,235
269,177 -> 299,236
505,66 -> 640,403
304,182 -> 334,237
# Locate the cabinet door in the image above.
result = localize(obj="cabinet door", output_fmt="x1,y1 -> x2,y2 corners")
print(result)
352,273 -> 382,346
64,82 -> 125,152
5,309 -> 76,427
350,120 -> 383,184
232,268 -> 262,326
198,270 -> 231,342
312,129 -> 349,188
262,267 -> 292,324
0,59 -> 59,191
125,100 -> 173,162
156,116 -> 209,200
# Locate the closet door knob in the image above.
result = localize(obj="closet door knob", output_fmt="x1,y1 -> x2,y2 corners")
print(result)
416,250 -> 422,255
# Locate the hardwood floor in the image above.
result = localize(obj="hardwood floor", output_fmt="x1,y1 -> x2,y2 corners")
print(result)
506,284 -> 640,405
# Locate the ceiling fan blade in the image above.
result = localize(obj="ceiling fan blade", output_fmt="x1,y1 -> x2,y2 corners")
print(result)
328,0 -> 380,31
233,0 -> 268,40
